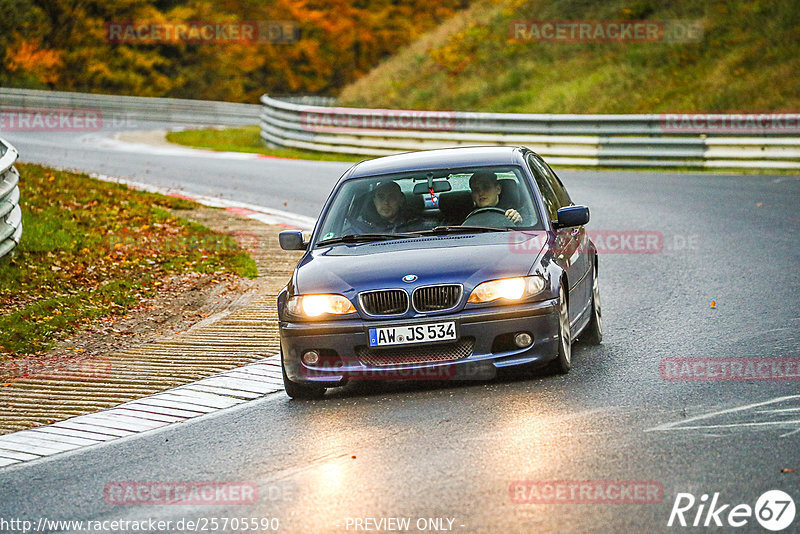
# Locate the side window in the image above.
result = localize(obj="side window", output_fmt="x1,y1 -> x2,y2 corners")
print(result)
543,161 -> 572,207
530,154 -> 571,207
527,154 -> 560,221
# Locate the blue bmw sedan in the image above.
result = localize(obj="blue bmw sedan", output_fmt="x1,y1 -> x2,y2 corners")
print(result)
278,146 -> 601,398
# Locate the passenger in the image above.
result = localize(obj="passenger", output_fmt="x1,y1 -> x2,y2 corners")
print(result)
349,181 -> 418,233
467,171 -> 522,224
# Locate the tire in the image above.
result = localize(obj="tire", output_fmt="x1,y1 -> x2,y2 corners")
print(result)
583,264 -> 602,345
549,284 -> 572,375
281,348 -> 326,400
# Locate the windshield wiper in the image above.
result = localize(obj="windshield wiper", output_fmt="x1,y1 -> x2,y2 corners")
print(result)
413,225 -> 510,235
317,233 -> 419,246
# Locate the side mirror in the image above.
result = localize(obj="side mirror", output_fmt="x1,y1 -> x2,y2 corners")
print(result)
279,230 -> 307,250
555,205 -> 589,228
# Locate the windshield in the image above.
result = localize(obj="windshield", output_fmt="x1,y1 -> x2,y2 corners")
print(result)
315,166 -> 543,245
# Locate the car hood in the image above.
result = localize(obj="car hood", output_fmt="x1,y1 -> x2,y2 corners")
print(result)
293,232 -> 547,296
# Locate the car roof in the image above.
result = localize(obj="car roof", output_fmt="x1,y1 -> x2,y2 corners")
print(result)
345,146 -> 528,179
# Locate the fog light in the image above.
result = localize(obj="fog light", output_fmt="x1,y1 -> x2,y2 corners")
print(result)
302,350 -> 320,365
514,332 -> 533,348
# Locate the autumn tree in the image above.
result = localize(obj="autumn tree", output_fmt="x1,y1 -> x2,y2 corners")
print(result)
1,0 -> 470,102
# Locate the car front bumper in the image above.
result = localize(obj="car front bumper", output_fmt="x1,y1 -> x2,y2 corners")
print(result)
279,298 -> 560,386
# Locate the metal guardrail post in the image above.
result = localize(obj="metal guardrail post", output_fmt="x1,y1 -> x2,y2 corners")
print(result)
0,138 -> 22,260
259,95 -> 800,170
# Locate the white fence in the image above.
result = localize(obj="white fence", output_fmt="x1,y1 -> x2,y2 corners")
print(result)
260,95 -> 800,169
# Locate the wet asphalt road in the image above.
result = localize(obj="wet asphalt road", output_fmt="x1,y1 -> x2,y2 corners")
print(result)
0,125 -> 799,533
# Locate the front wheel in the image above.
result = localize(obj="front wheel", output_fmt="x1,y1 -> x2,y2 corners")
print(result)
281,349 -> 326,400
548,285 -> 572,375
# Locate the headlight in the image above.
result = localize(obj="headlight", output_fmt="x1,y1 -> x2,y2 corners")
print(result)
467,276 -> 546,303
287,294 -> 356,317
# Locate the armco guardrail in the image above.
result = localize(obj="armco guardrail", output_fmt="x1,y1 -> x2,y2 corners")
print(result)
260,95 -> 800,169
0,138 -> 22,260
1,88 -> 260,127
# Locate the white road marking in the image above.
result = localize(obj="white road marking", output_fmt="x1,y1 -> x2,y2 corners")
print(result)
5,431 -> 99,447
167,389 -> 247,408
121,401 -> 206,418
646,395 -> 800,436
0,448 -> 40,461
225,371 -> 284,387
52,420 -> 142,437
30,426 -> 118,442
780,427 -> 800,438
145,393 -> 228,411
199,375 -> 279,394
84,412 -> 169,431
111,408 -> 184,423
0,434 -> 81,452
0,439 -> 68,456
182,384 -> 262,399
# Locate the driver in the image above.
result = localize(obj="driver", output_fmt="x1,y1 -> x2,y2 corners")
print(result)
348,180 -> 418,233
467,171 -> 522,224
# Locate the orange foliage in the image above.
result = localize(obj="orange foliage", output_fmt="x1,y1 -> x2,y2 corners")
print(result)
3,0 -> 470,101
4,38 -> 63,84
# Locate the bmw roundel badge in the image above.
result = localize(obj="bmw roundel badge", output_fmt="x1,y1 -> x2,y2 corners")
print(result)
402,274 -> 418,283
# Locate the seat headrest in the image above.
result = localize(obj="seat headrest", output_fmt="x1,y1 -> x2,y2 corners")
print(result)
438,191 -> 473,222
358,190 -> 420,225
405,192 -> 424,214
498,179 -> 520,208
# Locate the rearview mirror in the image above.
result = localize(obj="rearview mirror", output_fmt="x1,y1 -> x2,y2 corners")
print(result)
279,230 -> 307,250
412,180 -> 452,194
555,206 -> 590,228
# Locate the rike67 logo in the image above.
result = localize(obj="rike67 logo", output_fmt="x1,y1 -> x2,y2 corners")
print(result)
668,490 -> 796,531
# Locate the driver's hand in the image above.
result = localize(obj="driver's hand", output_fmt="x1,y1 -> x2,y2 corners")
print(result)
505,208 -> 522,224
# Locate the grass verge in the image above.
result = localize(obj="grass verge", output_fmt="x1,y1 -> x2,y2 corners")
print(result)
0,163 -> 258,358
166,126 -> 364,163
338,0 -> 800,114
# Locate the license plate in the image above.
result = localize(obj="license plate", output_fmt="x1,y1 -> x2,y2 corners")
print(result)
368,321 -> 456,347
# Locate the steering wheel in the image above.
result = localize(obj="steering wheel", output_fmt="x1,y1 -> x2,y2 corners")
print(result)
462,207 -> 513,227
